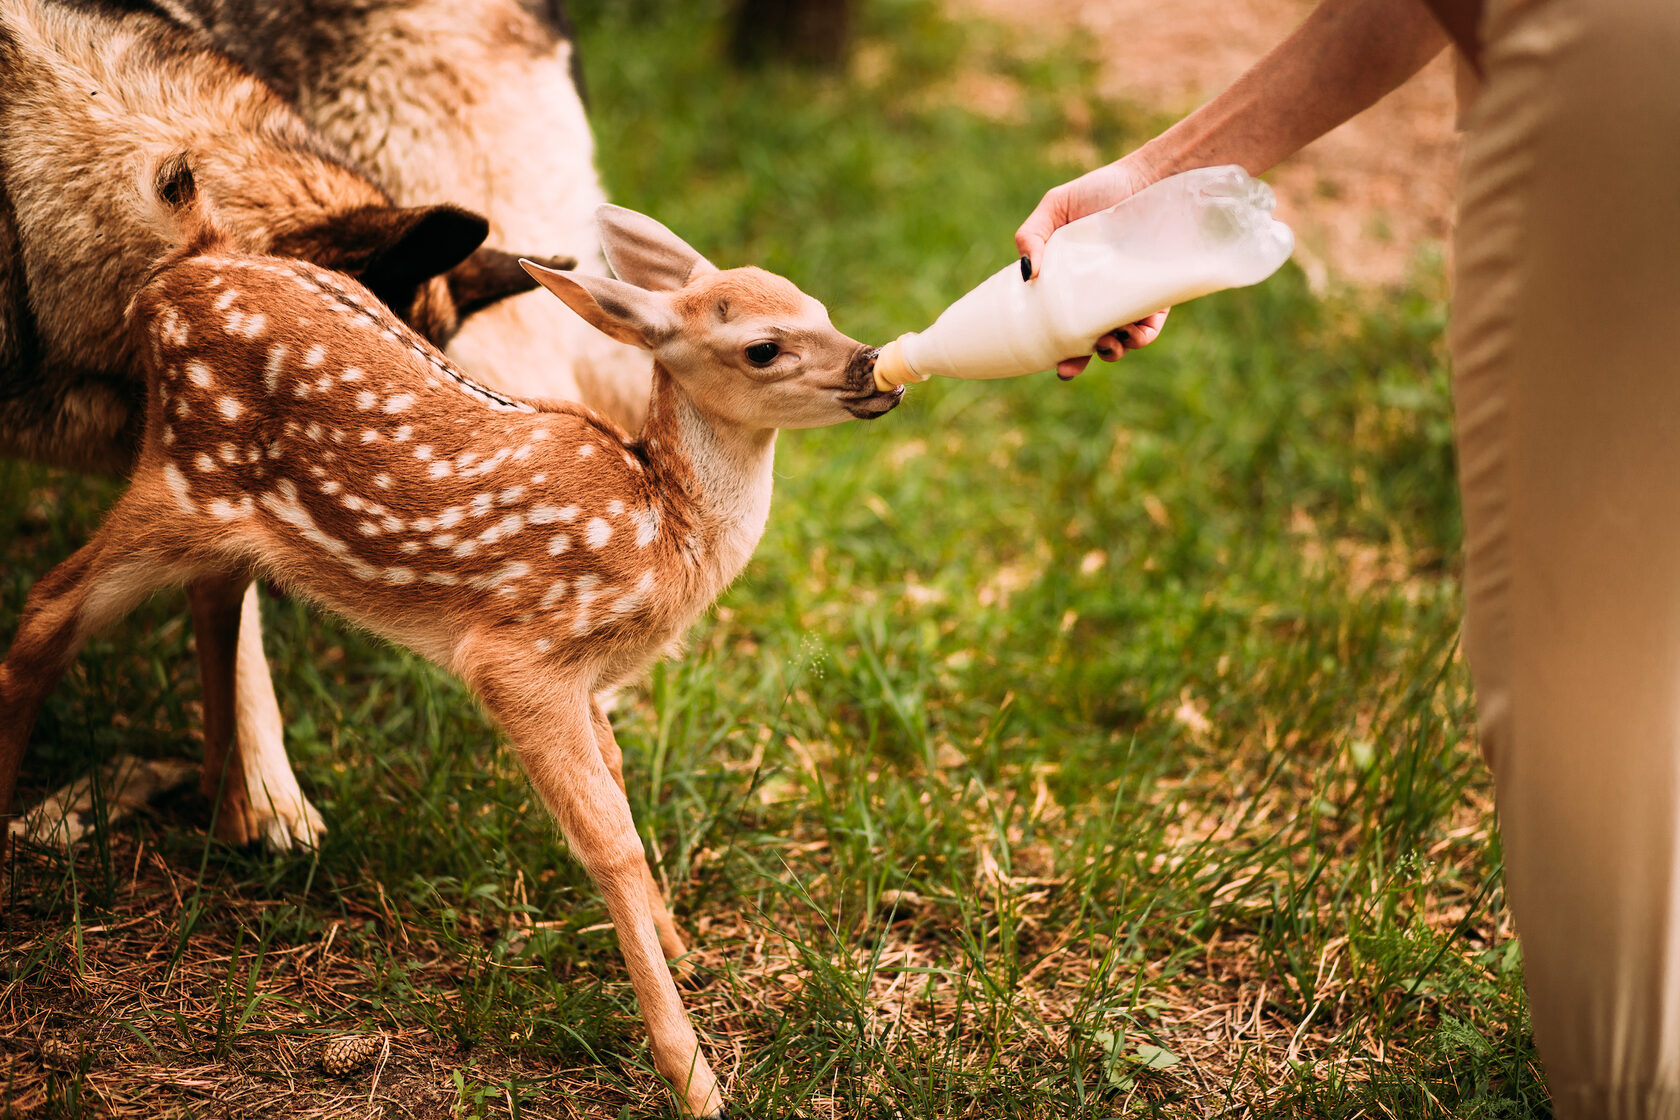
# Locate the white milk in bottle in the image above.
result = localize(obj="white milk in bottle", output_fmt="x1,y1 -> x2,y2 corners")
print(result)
872,166 -> 1295,390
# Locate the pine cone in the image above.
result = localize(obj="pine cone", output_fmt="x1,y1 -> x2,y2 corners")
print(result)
39,1034 -> 80,1068
318,1032 -> 385,1075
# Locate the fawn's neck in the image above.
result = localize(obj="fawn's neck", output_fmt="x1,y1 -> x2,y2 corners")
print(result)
640,364 -> 776,597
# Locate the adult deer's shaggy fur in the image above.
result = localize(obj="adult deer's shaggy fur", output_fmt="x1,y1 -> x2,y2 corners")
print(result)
0,198 -> 900,1116
162,0 -> 650,431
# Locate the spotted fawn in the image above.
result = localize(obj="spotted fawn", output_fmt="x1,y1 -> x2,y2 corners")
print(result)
0,199 -> 901,1116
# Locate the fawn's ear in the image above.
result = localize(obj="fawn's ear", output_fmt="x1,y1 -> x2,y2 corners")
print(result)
449,249 -> 577,321
521,259 -> 675,349
595,204 -> 718,291
273,203 -> 490,314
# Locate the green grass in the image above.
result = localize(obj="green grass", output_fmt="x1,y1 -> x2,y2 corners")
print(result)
0,1 -> 1544,1117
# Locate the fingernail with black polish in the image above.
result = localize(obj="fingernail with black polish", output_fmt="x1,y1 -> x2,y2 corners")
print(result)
1019,255 -> 1032,282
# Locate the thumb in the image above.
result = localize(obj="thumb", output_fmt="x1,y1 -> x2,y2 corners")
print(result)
1015,190 -> 1065,281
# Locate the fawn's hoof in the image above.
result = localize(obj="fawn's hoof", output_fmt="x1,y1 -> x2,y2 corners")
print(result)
11,754 -> 197,846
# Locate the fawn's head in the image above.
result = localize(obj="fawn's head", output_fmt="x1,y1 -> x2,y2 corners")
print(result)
521,206 -> 901,430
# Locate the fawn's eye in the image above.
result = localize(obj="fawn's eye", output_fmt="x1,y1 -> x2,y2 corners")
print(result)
745,341 -> 780,366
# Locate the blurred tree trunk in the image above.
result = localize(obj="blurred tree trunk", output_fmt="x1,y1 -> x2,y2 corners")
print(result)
729,0 -> 853,69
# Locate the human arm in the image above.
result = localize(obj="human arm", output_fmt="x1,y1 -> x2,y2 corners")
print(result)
1018,0 -> 1451,377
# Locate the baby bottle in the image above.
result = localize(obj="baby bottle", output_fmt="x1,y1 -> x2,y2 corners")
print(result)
872,165 -> 1295,391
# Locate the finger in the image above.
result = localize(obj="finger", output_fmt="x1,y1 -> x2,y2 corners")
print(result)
1094,333 -> 1127,361
1015,191 -> 1066,281
1057,355 -> 1092,380
1123,309 -> 1170,349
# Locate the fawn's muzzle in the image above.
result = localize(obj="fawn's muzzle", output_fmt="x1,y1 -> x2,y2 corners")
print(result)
842,347 -> 904,419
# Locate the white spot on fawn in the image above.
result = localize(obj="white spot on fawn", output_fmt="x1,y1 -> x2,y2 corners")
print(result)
479,514 -> 524,544
384,394 -> 416,413
162,462 -> 195,513
428,461 -> 452,479
393,425 -> 413,442
341,368 -> 365,382
607,500 -> 625,516
187,360 -> 212,388
374,473 -> 393,489
264,345 -> 287,394
213,288 -> 239,311
228,311 -> 266,338
586,519 -> 612,549
632,507 -> 660,548
539,579 -> 568,609
470,561 -> 531,592
357,391 -> 377,410
195,453 -> 215,472
205,497 -> 251,523
499,486 -> 526,505
548,534 -> 572,556
608,571 -> 657,617
579,444 -> 595,458
570,575 -> 604,635
304,344 -> 327,367
218,396 -> 241,421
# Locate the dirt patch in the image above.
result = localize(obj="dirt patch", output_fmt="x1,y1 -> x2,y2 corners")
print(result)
953,0 -> 1463,290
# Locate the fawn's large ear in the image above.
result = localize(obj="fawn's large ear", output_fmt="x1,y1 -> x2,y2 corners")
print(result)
521,259 -> 675,349
272,203 -> 489,314
449,249 -> 577,321
595,204 -> 718,291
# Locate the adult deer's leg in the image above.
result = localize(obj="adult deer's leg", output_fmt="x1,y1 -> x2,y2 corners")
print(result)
488,679 -> 722,1117
0,501 -> 198,838
226,584 -> 325,848
186,575 -> 258,845
589,698 -> 689,960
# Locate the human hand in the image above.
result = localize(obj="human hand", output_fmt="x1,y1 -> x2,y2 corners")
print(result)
1015,155 -> 1171,379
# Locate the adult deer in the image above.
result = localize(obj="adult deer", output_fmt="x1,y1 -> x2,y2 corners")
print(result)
0,193 -> 900,1115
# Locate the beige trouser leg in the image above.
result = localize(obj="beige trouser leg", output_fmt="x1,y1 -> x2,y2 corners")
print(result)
1454,1 -> 1680,1115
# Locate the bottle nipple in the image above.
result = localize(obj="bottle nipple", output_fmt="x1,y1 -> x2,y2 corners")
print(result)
872,336 -> 924,393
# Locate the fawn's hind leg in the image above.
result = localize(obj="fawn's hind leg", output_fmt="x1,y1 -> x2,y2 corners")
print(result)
0,502 -> 205,838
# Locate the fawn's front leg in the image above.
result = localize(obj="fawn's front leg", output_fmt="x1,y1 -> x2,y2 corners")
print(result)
589,699 -> 689,961
491,683 -> 723,1117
